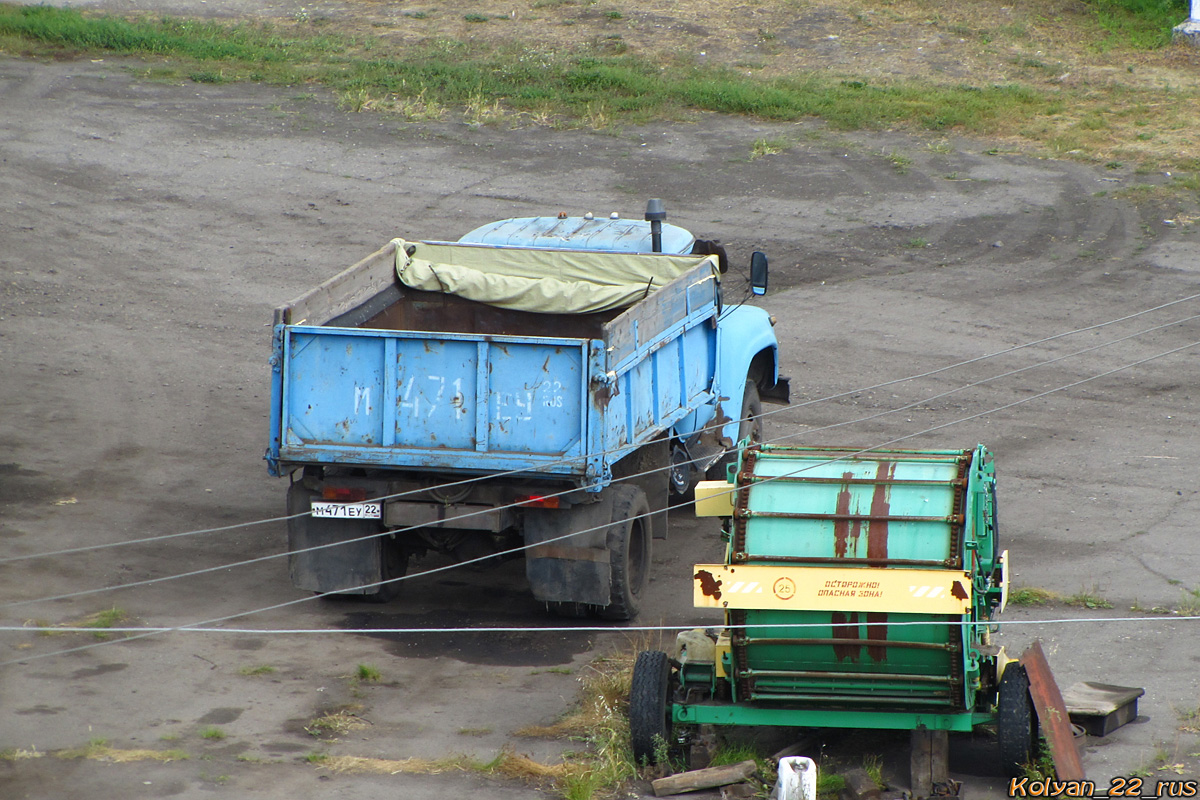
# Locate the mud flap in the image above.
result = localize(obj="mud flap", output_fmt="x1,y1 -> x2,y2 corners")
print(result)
287,483 -> 382,595
524,495 -> 614,606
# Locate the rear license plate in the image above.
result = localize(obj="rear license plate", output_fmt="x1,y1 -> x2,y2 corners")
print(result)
311,501 -> 382,520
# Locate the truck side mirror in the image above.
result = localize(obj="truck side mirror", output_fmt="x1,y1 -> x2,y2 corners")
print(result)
750,251 -> 769,296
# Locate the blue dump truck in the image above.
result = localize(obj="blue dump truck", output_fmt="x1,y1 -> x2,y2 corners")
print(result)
266,202 -> 789,619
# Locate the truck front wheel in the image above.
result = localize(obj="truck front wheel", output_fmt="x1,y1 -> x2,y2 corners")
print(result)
599,484 -> 651,620
707,379 -> 763,481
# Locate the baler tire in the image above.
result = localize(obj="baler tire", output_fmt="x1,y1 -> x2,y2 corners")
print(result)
630,650 -> 672,765
597,484 -> 651,621
706,379 -> 763,482
997,661 -> 1038,777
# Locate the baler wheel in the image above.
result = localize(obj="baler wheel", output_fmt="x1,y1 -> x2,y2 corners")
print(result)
997,661 -> 1038,777
630,650 -> 672,764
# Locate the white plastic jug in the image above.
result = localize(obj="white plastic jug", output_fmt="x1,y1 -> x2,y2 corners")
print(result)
775,756 -> 818,800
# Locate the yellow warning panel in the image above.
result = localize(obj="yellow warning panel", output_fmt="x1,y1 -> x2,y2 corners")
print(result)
693,480 -> 736,517
692,564 -> 973,615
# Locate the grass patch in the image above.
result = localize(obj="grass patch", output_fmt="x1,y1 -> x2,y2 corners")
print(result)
38,607 -> 132,639
306,706 -> 369,739
1020,743 -> 1056,780
78,607 -> 129,639
457,727 -> 493,737
355,663 -> 382,683
0,13 -> 1119,140
0,747 -> 43,761
0,5 -> 348,63
516,648 -> 641,797
531,666 -> 573,675
0,3 -> 1197,173
885,149 -> 913,174
58,738 -> 189,763
863,754 -> 885,788
817,771 -> 847,799
314,749 -> 574,781
1082,0 -> 1188,49
200,727 -> 226,740
1176,589 -> 1200,617
1179,704 -> 1200,734
1008,586 -> 1060,606
751,137 -> 789,159
1064,586 -> 1115,609
238,664 -> 276,676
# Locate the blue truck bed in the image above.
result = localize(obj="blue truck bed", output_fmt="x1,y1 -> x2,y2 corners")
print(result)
268,240 -> 723,490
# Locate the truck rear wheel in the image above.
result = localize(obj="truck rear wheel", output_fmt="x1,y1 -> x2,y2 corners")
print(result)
630,650 -> 673,764
362,537 -> 407,603
598,484 -> 651,621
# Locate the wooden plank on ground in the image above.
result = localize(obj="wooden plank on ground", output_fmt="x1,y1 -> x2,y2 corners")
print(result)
651,759 -> 757,797
1021,640 -> 1086,780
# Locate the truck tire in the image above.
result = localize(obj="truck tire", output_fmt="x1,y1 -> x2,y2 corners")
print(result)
706,379 -> 763,482
997,661 -> 1038,777
362,536 -> 407,604
630,650 -> 673,765
598,484 -> 651,621
548,601 -> 589,618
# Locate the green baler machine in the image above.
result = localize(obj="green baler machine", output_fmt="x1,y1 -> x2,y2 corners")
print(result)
631,444 -> 1037,777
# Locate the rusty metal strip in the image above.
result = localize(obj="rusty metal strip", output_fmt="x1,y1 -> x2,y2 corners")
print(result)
947,452 -> 971,569
526,544 -> 609,563
749,475 -> 962,486
748,691 -> 954,704
742,669 -> 955,684
731,448 -> 757,560
737,637 -> 954,652
730,609 -> 752,701
737,554 -> 951,568
1022,640 -> 1086,780
756,446 -> 971,461
743,511 -> 962,523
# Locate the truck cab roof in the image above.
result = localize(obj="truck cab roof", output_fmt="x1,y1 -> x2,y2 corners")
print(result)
458,215 -> 695,255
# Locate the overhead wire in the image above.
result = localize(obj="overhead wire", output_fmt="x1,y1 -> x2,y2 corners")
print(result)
7,615 -> 1199,637
3,312 -> 1199,611
5,336 -> 1198,667
3,288 -> 1199,567
4,311 -> 1198,611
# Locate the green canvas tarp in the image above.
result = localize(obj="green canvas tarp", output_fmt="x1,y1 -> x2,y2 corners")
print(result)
393,238 -> 718,314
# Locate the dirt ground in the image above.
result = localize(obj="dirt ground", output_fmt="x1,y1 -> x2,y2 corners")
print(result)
2,34 -> 1200,800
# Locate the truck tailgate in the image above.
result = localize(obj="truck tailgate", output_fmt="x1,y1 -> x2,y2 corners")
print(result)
278,326 -> 595,475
